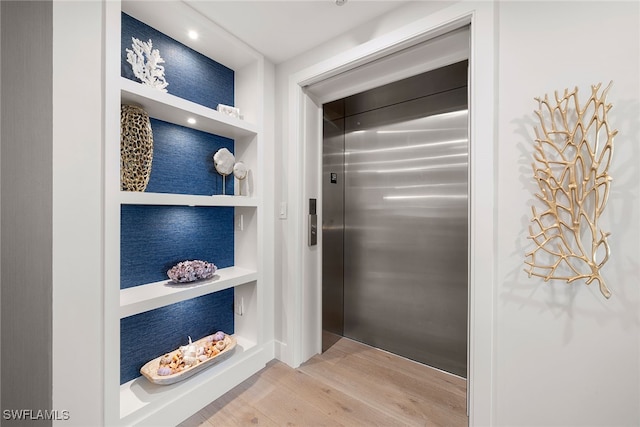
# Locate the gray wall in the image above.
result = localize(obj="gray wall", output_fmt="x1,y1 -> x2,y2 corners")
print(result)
1,1 -> 53,423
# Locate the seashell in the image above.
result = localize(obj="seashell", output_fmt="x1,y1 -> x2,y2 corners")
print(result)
185,345 -> 197,358
160,354 -> 172,365
206,335 -> 215,342
196,347 -> 204,356
183,355 -> 198,366
215,340 -> 226,351
157,366 -> 172,376
213,331 -> 225,341
198,354 -> 208,362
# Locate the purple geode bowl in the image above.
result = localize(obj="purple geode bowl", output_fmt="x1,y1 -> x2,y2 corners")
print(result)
167,260 -> 217,284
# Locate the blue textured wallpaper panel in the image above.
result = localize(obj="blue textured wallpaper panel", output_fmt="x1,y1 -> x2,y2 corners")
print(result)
145,119 -> 234,196
120,289 -> 235,384
121,13 -> 234,110
119,12 -> 238,387
120,205 -> 234,289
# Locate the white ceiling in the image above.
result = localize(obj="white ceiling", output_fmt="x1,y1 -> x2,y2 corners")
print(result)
185,1 -> 408,64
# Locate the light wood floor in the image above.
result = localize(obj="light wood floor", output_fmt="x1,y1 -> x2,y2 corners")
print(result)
179,338 -> 467,426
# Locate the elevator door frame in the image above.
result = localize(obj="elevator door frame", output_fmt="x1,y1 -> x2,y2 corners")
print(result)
283,3 -> 497,426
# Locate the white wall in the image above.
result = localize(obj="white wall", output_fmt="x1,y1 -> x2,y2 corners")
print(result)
496,1 -> 639,425
275,0 -> 640,425
52,1 -> 104,425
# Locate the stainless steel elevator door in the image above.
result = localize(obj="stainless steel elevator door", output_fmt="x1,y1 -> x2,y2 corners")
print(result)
322,60 -> 469,377
343,88 -> 468,377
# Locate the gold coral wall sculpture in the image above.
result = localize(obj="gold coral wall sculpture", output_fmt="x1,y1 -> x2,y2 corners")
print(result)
525,82 -> 616,299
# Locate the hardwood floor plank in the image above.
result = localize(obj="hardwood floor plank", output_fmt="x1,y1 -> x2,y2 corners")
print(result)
248,383 -> 344,426
299,357 -> 428,425
199,391 -> 279,426
182,338 -> 467,427
299,341 -> 466,426
346,349 -> 465,408
334,338 -> 466,395
261,361 -> 406,426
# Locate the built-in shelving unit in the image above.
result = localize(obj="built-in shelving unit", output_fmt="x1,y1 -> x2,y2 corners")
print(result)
104,1 -> 271,425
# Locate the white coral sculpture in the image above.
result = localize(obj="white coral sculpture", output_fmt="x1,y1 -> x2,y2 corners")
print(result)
126,37 -> 169,92
525,82 -> 616,299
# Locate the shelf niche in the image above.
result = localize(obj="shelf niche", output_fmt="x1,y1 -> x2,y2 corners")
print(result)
120,288 -> 234,384
142,118 -> 235,196
121,12 -> 234,111
120,204 -> 234,290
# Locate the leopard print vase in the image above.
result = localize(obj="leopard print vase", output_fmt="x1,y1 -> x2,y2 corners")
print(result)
120,105 -> 153,191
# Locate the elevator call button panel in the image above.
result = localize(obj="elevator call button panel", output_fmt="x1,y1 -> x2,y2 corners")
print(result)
309,198 -> 317,246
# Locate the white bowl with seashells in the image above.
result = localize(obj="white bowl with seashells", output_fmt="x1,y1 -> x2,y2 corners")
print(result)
140,332 -> 236,385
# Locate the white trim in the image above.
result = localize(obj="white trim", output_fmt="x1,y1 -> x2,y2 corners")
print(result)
297,12 -> 471,89
313,104 -> 324,358
466,3 -> 497,425
304,25 -> 471,105
284,2 -> 496,425
104,2 -> 123,424
284,74 -> 305,368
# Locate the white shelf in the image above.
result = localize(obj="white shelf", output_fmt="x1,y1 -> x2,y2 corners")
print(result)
119,191 -> 260,207
121,77 -> 258,139
120,266 -> 257,318
119,335 -> 259,422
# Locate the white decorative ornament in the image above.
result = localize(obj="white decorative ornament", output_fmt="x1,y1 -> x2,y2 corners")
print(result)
213,148 -> 236,195
233,161 -> 247,180
126,37 -> 169,92
213,148 -> 235,175
233,161 -> 248,196
216,103 -> 241,119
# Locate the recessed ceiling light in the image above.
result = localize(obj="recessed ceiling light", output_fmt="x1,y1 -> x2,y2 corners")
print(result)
335,0 -> 347,5
188,30 -> 198,40
187,118 -> 196,125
